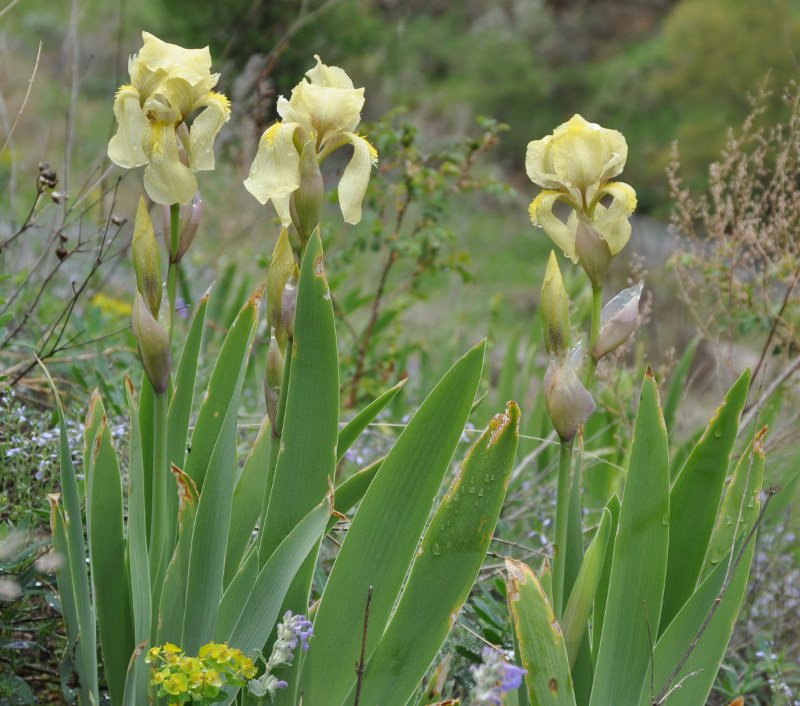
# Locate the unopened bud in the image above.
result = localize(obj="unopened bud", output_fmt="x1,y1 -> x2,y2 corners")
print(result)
543,347 -> 595,442
132,197 -> 162,318
592,282 -> 643,359
289,138 -> 323,245
267,229 -> 297,351
132,291 -> 172,394
265,330 -> 284,434
575,218 -> 612,287
541,251 -> 570,356
282,274 -> 298,341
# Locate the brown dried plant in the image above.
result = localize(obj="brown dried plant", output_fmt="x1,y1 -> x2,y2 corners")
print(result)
668,81 -> 800,425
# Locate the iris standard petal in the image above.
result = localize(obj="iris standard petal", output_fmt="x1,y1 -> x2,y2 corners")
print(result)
162,76 -> 195,120
592,181 -> 637,254
276,94 -> 313,135
290,81 -> 365,146
243,122 -> 301,224
189,92 -> 231,171
137,32 -> 213,86
529,191 -> 579,262
108,85 -> 149,168
337,132 -> 378,225
550,119 -> 609,195
142,121 -> 197,205
305,55 -> 356,90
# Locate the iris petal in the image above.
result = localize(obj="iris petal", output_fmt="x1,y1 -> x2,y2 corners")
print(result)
242,122 -> 301,225
337,132 -> 378,225
592,181 -> 637,254
529,191 -> 578,262
107,86 -> 149,168
189,92 -> 231,171
143,121 -> 197,205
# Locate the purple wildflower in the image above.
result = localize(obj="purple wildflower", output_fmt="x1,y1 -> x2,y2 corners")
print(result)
471,646 -> 527,705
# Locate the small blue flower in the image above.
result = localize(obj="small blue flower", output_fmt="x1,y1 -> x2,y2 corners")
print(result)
471,646 -> 527,705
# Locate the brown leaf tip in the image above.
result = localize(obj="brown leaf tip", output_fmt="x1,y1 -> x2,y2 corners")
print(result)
754,425 -> 768,456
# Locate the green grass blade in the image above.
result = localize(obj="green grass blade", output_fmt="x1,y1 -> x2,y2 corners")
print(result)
224,417 -> 271,588
81,390 -> 105,517
222,493 -> 333,654
123,378 -> 151,705
180,397 -> 240,653
589,371 -> 669,706
157,467 -> 199,646
507,558 -> 576,706
39,360 -> 99,704
645,431 -> 765,706
355,403 -> 520,705
138,375 -> 156,541
259,231 -> 340,561
562,508 -> 611,667
704,439 -> 755,573
167,289 -> 209,472
184,287 -> 263,490
663,335 -> 700,434
324,457 -> 383,534
337,379 -> 406,461
590,494 -> 619,666
661,368 -> 750,632
298,341 -> 485,706
216,549 -> 259,641
89,422 -> 134,705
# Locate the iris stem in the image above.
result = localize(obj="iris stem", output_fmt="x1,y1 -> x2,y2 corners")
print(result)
584,283 -> 603,386
166,202 -> 181,344
553,438 -> 574,619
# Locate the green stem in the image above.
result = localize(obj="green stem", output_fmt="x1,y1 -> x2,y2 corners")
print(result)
553,438 -> 574,618
584,284 -> 603,386
149,390 -> 169,619
166,202 -> 181,344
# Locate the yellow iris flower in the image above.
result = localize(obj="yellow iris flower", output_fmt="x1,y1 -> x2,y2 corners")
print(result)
527,114 -> 636,263
108,32 -> 230,205
244,55 -> 378,226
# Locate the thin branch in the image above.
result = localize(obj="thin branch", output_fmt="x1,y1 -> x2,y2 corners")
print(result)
0,0 -> 24,19
749,264 -> 800,384
653,487 -> 777,705
353,585 -> 373,706
739,356 -> 800,434
0,41 -> 41,155
644,600 -> 655,706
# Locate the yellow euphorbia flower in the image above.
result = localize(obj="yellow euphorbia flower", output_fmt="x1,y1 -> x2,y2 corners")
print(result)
527,115 -> 636,263
108,32 -> 230,205
244,55 -> 378,226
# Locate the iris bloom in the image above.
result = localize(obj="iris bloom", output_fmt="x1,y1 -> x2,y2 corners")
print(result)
108,32 -> 230,205
527,114 -> 636,263
244,55 -> 378,226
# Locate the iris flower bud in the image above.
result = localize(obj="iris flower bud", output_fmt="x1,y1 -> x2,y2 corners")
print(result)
265,330 -> 284,434
131,198 -> 162,318
132,291 -> 172,394
289,138 -> 324,244
575,218 -> 613,287
541,251 -> 570,356
544,346 -> 595,442
267,229 -> 298,351
592,281 -> 643,359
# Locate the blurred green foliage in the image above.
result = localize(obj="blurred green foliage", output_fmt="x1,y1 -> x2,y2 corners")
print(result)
160,0 -> 800,212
